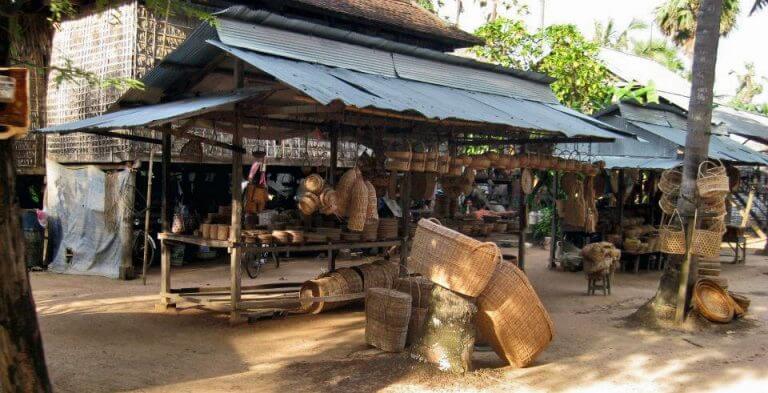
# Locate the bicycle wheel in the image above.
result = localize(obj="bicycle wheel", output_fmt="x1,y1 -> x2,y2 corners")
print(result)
242,255 -> 261,279
133,231 -> 156,270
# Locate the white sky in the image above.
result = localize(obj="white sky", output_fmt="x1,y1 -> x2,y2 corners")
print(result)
435,0 -> 768,102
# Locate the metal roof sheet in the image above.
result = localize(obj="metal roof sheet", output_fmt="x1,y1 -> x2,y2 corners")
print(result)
593,155 -> 682,169
37,89 -> 263,133
713,106 -> 768,142
628,120 -> 768,165
216,18 -> 558,103
208,41 -> 625,139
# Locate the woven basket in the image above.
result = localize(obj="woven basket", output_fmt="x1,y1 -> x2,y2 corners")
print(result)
659,211 -> 686,255
354,263 -> 393,290
299,272 -> 347,314
319,188 -> 339,216
304,174 -> 325,194
216,224 -> 230,241
693,278 -> 734,323
298,193 -> 321,216
692,219 -> 725,258
377,218 -> 399,240
728,291 -> 750,312
200,223 -> 211,239
347,179 -> 369,232
477,263 -> 554,367
385,150 -> 412,161
659,167 -> 683,195
697,160 -> 729,199
659,193 -> 677,215
362,219 -> 379,241
393,276 -> 433,309
409,218 -> 500,297
365,180 -> 379,220
410,160 -> 426,172
407,307 -> 428,345
271,230 -> 292,245
507,155 -> 520,170
365,288 -> 411,352
336,168 -> 361,216
699,197 -> 726,216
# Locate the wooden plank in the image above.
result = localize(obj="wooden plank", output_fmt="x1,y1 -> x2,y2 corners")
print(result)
159,241 -> 173,305
240,240 -> 401,253
400,171 -> 412,277
741,189 -> 755,228
171,282 -> 303,294
142,147 -> 155,285
158,233 -> 231,248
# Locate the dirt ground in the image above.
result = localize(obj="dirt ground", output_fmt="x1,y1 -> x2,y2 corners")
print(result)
30,247 -> 768,393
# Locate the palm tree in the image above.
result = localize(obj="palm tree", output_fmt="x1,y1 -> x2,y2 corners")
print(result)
751,0 -> 768,14
631,38 -> 686,73
655,0 -> 739,54
593,18 -> 648,51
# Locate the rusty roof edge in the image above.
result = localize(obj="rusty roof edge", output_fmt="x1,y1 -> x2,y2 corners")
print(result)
213,6 -> 555,85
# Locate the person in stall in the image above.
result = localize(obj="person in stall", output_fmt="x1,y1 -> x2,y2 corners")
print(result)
463,186 -> 514,219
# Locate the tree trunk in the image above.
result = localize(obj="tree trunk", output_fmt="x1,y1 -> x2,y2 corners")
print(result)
0,143 -> 53,393
1,11 -> 53,392
637,0 -> 723,325
411,285 -> 476,373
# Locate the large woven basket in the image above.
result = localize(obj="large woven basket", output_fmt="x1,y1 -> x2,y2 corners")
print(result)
693,278 -> 734,323
393,276 -> 434,309
377,218 -> 399,240
697,160 -> 729,199
336,168 -> 361,216
692,219 -> 725,258
372,259 -> 400,283
365,180 -> 379,220
477,263 -> 554,367
659,211 -> 686,255
354,263 -> 393,290
409,218 -> 500,297
347,179 -> 369,231
365,288 -> 412,352
658,167 -> 682,195
299,269 -> 362,314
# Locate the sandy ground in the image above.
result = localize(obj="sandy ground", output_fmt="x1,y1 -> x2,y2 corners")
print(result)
30,248 -> 768,393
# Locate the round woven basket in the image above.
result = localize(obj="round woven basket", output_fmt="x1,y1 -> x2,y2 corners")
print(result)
299,268 -> 363,314
693,278 -> 734,323
385,150 -> 412,161
658,193 -> 677,215
271,230 -> 292,245
319,188 -> 339,216
372,259 -> 400,283
659,211 -> 686,255
476,262 -> 554,367
659,167 -> 683,195
304,174 -> 325,194
410,160 -> 426,172
409,218 -> 500,297
216,224 -> 230,241
365,288 -> 412,352
469,156 -> 491,170
728,291 -> 750,312
336,168 -> 361,217
200,223 -> 211,239
298,192 -> 321,216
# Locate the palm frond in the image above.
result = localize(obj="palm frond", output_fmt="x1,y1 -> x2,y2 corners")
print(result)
751,0 -> 768,15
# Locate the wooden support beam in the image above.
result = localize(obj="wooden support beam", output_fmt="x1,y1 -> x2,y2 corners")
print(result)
157,130 -> 174,309
400,171 -> 412,277
452,135 -> 613,146
230,59 -> 245,324
254,102 -> 345,116
88,130 -> 162,145
549,172 -> 558,269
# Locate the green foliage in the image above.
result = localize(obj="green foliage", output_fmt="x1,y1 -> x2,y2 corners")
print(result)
48,0 -> 77,23
416,0 -> 437,13
729,62 -> 766,107
473,19 -> 614,114
611,81 -> 660,105
631,38 -> 686,74
532,206 -> 557,241
732,101 -> 768,115
592,18 -> 648,51
655,0 -> 740,52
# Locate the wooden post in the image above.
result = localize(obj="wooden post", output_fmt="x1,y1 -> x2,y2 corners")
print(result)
119,169 -> 136,279
549,172 -> 558,269
142,148 -> 155,285
329,126 -> 338,186
400,170 -> 412,277
518,174 -> 527,271
229,59 -> 245,324
157,131 -> 174,309
618,169 -> 625,240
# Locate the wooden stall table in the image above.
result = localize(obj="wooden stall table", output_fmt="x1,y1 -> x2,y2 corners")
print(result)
620,249 -> 662,273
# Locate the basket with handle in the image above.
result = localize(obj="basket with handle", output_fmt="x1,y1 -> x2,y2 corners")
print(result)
658,166 -> 683,195
476,262 -> 554,367
409,218 -> 500,297
697,159 -> 729,199
699,196 -> 726,216
659,210 -> 686,255
692,217 -> 725,258
658,193 -> 677,215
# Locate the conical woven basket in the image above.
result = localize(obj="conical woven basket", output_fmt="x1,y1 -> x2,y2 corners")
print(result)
347,179 -> 369,231
409,218 -> 500,297
476,263 -> 554,367
365,180 -> 379,220
365,288 -> 412,352
336,168 -> 360,216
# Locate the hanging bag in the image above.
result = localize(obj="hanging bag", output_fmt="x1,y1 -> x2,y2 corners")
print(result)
659,210 -> 686,255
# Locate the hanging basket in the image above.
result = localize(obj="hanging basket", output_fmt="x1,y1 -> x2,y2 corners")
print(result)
336,168 -> 361,216
658,193 -> 677,215
304,174 -> 325,194
298,192 -> 321,216
347,179 -> 369,231
697,159 -> 730,199
692,219 -> 725,258
699,196 -> 726,216
658,166 -> 683,195
659,210 -> 686,255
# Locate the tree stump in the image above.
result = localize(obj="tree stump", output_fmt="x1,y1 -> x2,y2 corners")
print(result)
411,284 -> 477,373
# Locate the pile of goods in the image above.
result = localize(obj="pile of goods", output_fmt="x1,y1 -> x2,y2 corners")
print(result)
298,174 -> 340,217
335,168 -> 379,233
580,242 -> 621,277
197,205 -> 233,241
619,217 -> 659,253
358,218 -> 554,373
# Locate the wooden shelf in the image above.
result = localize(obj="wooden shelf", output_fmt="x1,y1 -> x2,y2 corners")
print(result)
158,233 -> 231,248
242,240 -> 401,253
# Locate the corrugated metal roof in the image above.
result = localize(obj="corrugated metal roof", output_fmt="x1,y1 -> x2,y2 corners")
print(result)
37,89 -> 263,133
594,155 -> 682,169
208,40 -> 626,139
215,18 -> 558,103
628,120 -> 768,165
713,106 -> 768,142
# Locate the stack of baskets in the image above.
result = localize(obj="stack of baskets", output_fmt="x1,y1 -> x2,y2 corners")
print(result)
298,174 -> 326,216
394,276 -> 434,345
409,218 -> 554,367
692,160 -> 729,258
692,278 -> 750,323
362,219 -> 379,241
657,166 -> 685,255
377,218 -> 399,240
385,148 -> 412,172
